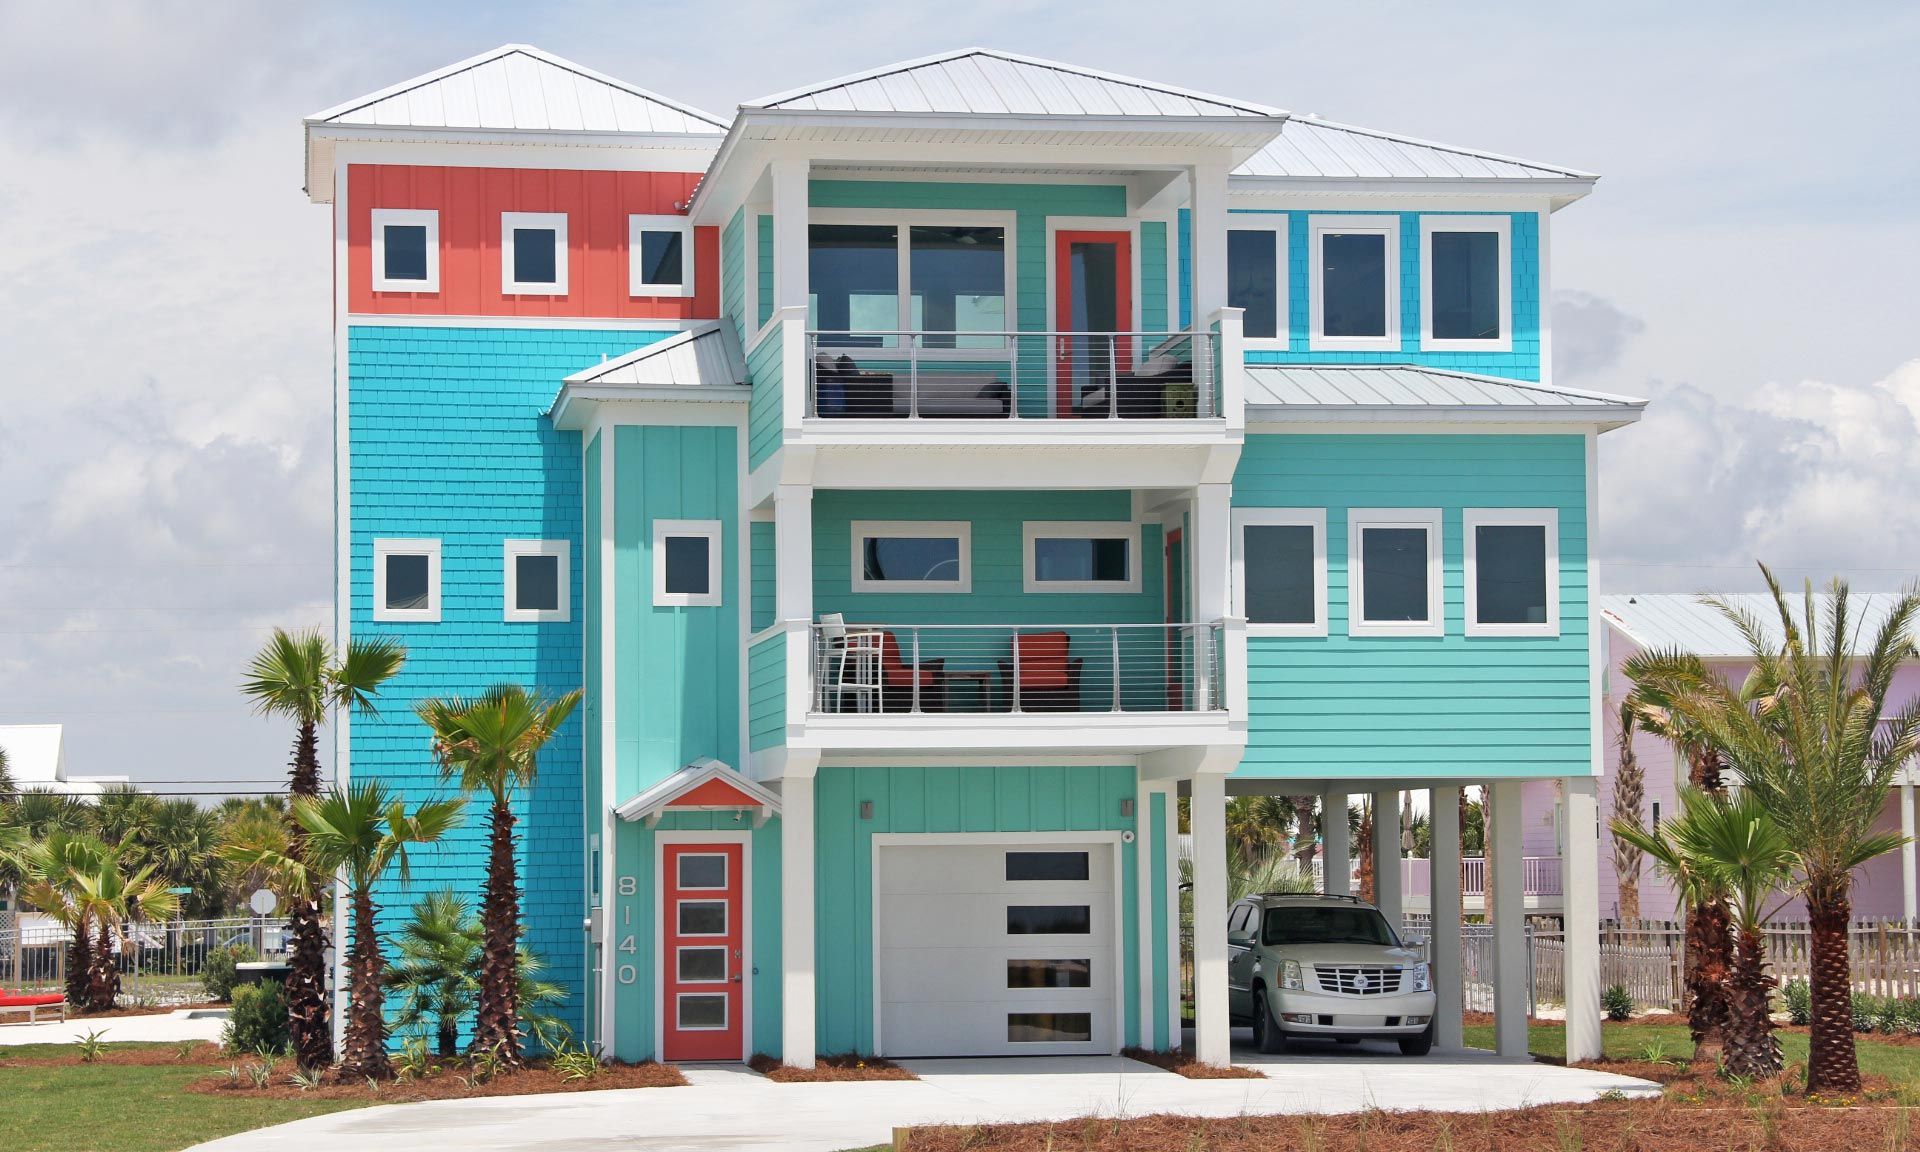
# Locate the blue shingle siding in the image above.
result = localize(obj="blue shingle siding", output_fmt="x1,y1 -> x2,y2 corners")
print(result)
347,323 -> 672,1036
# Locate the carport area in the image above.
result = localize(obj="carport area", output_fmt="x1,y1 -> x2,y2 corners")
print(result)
1180,773 -> 1605,1067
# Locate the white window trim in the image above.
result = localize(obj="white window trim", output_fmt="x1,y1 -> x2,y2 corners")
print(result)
501,211 -> 569,295
653,519 -> 724,608
1227,214 -> 1289,350
808,208 -> 1017,352
850,520 -> 972,593
370,209 -> 440,293
1308,214 -> 1401,353
675,945 -> 728,983
1463,507 -> 1559,638
674,990 -> 729,1031
1420,215 -> 1512,353
629,214 -> 696,299
1232,508 -> 1327,637
675,898 -> 729,938
502,539 -> 569,623
1022,521 -> 1141,594
372,538 -> 441,623
676,852 -> 729,890
1347,508 -> 1443,638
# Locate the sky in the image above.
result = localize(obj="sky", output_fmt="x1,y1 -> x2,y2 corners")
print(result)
2,2 -> 1918,794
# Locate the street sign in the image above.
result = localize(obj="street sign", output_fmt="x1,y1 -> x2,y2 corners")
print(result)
248,889 -> 278,917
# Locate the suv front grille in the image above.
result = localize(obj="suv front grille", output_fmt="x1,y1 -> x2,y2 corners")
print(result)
1314,966 -> 1402,996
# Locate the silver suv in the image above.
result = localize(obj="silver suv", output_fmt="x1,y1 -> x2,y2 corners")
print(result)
1226,893 -> 1436,1055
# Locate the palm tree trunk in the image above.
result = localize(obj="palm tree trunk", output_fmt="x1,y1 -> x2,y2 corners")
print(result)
474,797 -> 522,1067
64,923 -> 91,1008
1806,889 -> 1860,1095
1684,898 -> 1731,1069
1356,800 -> 1375,904
87,922 -> 119,1013
437,1013 -> 460,1059
1292,797 -> 1318,863
284,719 -> 334,1071
338,887 -> 391,1080
1720,924 -> 1781,1079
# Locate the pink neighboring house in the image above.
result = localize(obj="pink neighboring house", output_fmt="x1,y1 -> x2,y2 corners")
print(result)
1521,593 -> 1920,924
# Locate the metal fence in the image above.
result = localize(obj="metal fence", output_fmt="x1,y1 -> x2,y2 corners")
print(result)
3,916 -> 284,1006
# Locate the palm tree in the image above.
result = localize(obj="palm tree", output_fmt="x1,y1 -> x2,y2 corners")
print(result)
1224,796 -> 1294,862
9,789 -> 91,840
417,684 -> 581,1066
1610,701 -> 1646,924
215,797 -> 289,914
226,783 -> 462,1078
241,628 -> 406,1071
1615,789 -> 1794,1077
89,785 -> 162,848
1628,569 -> 1920,1094
21,832 -> 180,1012
139,800 -> 224,917
0,745 -> 13,803
389,888 -> 577,1057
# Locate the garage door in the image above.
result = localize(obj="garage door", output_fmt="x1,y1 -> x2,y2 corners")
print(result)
877,840 -> 1116,1057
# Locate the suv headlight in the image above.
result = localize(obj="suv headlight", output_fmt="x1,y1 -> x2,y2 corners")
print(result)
1280,959 -> 1304,990
1408,962 -> 1431,992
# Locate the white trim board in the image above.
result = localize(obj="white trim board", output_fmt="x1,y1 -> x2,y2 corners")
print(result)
1021,520 -> 1143,594
369,208 -> 440,293
371,537 -> 441,623
629,214 -> 697,299
1307,214 -> 1400,354
1462,508 -> 1559,638
502,211 -> 570,295
1231,508 -> 1327,637
1346,508 -> 1443,638
1419,214 -> 1512,353
503,538 -> 570,622
653,519 -> 725,607
849,520 -> 972,593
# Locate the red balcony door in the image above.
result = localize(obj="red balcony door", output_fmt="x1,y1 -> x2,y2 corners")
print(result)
1053,231 -> 1133,416
661,842 -> 745,1061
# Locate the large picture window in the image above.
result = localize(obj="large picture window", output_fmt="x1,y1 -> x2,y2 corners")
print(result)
1233,509 -> 1326,636
810,215 -> 1010,348
1347,509 -> 1443,637
1464,508 -> 1559,636
1421,216 -> 1511,351
1310,215 -> 1400,352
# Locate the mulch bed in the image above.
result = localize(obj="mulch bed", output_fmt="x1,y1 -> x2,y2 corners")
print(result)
896,1101 -> 1920,1152
748,1053 -> 917,1082
1119,1046 -> 1264,1079
186,1055 -> 686,1101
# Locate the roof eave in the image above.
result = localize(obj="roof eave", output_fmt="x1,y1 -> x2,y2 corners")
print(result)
1229,174 -> 1598,208
1245,403 -> 1646,431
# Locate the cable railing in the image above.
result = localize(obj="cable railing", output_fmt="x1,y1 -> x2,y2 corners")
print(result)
805,330 -> 1216,420
810,621 -> 1224,715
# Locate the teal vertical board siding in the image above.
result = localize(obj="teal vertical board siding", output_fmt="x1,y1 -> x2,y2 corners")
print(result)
1233,434 -> 1590,779
582,430 -> 603,1036
1139,220 -> 1168,334
746,320 -> 784,469
1233,209 -> 1542,382
813,764 -> 1140,1055
611,425 -> 741,800
348,324 -> 671,1037
1177,208 -> 1191,331
1149,790 -> 1170,1048
749,521 -> 775,631
722,207 -> 747,347
607,812 -> 782,1062
746,632 -> 786,750
755,215 -> 774,331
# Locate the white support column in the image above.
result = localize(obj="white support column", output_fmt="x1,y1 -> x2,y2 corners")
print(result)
1189,772 -> 1232,1066
1321,790 -> 1350,896
1564,775 -> 1603,1062
1429,786 -> 1464,1050
1192,483 -> 1233,713
779,765 -> 817,1068
769,157 -> 809,311
1188,161 -> 1230,324
1490,780 -> 1528,1059
1372,789 -> 1402,929
1903,783 -> 1917,922
774,484 -> 813,733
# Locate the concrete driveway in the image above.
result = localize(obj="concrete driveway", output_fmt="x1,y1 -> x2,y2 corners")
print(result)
185,1040 -> 1657,1152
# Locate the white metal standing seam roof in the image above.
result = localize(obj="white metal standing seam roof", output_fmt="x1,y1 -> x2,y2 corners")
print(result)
1244,365 -> 1644,424
561,323 -> 747,390
307,44 -> 728,134
1600,593 -> 1920,660
743,48 -> 1285,119
1235,116 -> 1594,182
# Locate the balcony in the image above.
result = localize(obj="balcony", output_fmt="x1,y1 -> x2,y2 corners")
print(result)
804,330 -> 1219,422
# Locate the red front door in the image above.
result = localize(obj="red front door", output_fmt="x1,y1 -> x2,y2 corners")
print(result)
661,842 -> 744,1060
1053,230 -> 1134,417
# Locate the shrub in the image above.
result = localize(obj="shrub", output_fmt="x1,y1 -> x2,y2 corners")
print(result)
1601,984 -> 1634,1022
1853,993 -> 1883,1033
1782,978 -> 1811,1027
224,979 -> 290,1056
201,943 -> 257,1002
1878,997 -> 1908,1037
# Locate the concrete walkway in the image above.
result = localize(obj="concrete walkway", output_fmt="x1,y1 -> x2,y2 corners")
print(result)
0,1006 -> 227,1047
187,1041 -> 1657,1152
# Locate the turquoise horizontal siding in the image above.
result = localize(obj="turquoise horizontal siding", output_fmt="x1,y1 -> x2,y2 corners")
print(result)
1140,219 -> 1168,335
747,632 -> 786,751
1233,209 -> 1542,382
755,214 -> 773,332
1233,434 -> 1590,780
722,207 -> 747,347
349,323 -> 672,1037
749,521 -> 775,632
746,322 -> 784,470
814,764 -> 1140,1055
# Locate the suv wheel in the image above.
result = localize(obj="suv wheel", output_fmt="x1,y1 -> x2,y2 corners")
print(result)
1399,1021 -> 1435,1057
1252,988 -> 1286,1055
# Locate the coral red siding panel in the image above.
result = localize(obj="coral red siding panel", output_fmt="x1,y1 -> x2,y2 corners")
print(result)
348,164 -> 715,320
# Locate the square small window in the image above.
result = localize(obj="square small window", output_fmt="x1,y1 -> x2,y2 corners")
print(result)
1347,510 -> 1443,638
677,993 -> 727,1030
373,539 -> 440,623
1422,216 -> 1512,352
677,853 -> 727,890
501,212 -> 568,295
371,209 -> 439,292
677,947 -> 727,983
503,540 -> 568,623
1023,522 -> 1139,593
1227,218 -> 1287,345
1465,509 -> 1559,637
851,521 -> 971,593
1234,509 -> 1326,637
1310,215 -> 1400,352
630,215 -> 695,298
677,900 -> 727,936
653,519 -> 723,607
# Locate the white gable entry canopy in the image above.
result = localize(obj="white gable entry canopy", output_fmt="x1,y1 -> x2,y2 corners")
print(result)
614,758 -> 780,828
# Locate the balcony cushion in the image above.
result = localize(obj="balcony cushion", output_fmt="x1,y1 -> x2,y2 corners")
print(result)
1014,631 -> 1071,688
880,631 -> 940,687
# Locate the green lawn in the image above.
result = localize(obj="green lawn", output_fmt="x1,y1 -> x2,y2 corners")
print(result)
0,1044 -> 361,1152
1461,1022 -> 1920,1082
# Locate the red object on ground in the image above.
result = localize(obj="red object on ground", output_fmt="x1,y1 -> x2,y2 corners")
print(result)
0,993 -> 64,1007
